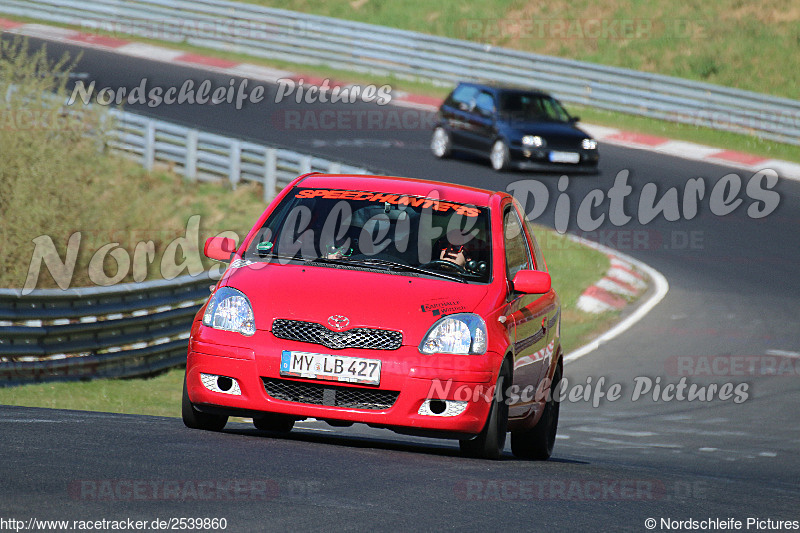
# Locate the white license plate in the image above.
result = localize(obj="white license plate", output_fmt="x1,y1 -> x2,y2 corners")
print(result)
549,151 -> 581,164
280,350 -> 381,385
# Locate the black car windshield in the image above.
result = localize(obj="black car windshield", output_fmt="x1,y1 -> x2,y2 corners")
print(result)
498,92 -> 571,123
244,187 -> 492,283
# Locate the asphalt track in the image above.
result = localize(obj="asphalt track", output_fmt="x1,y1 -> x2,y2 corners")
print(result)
2,38 -> 799,531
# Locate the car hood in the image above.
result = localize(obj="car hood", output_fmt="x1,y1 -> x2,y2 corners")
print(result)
503,120 -> 589,140
221,263 -> 491,344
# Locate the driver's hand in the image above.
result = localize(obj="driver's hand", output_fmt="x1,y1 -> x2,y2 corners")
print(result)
440,247 -> 467,266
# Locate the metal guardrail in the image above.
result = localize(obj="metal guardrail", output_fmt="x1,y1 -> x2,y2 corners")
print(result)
0,274 -> 213,386
108,109 -> 368,201
1,0 -> 798,145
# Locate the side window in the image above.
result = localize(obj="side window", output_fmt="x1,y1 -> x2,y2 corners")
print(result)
475,91 -> 495,117
503,207 -> 532,280
515,202 -> 546,271
449,85 -> 479,111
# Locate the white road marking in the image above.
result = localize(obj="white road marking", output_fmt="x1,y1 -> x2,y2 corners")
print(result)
573,426 -> 656,438
766,349 -> 800,358
589,437 -> 682,449
662,414 -> 692,421
0,419 -> 64,423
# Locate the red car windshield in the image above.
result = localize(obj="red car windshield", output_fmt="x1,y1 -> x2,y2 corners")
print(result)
245,187 -> 492,283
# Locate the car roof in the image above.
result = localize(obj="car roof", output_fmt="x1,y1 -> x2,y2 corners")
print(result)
455,81 -> 551,98
296,173 -> 500,207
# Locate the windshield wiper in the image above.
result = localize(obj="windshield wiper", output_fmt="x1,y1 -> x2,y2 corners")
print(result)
342,257 -> 467,283
307,256 -> 389,269
248,252 -> 306,263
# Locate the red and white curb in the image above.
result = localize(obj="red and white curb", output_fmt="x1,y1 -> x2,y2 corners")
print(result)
3,17 -> 797,181
565,236 -> 669,364
576,256 -> 647,314
580,125 -> 800,182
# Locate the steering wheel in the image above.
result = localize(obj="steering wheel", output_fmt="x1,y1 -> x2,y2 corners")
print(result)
423,259 -> 467,274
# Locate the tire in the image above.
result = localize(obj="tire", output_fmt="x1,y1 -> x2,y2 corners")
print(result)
182,376 -> 228,431
490,140 -> 510,171
253,413 -> 295,433
430,127 -> 452,158
511,362 -> 562,460
459,359 -> 511,460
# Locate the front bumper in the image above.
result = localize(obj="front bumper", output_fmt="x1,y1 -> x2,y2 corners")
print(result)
185,328 -> 502,437
509,144 -> 599,170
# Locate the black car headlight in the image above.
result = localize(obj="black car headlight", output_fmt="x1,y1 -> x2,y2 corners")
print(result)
582,138 -> 598,150
522,135 -> 545,148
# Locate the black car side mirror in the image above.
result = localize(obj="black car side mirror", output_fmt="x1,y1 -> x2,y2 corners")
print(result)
569,116 -> 580,124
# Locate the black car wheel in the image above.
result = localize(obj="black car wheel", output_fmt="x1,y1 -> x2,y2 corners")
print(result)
182,376 -> 228,431
490,140 -> 510,171
253,414 -> 295,433
460,359 -> 511,460
431,127 -> 452,158
511,362 -> 561,460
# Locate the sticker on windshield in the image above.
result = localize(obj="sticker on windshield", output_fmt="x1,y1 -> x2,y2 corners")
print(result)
294,189 -> 480,217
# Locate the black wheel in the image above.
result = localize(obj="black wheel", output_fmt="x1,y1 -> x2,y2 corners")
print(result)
253,413 -> 295,433
182,376 -> 228,431
490,140 -> 510,171
511,362 -> 562,460
460,359 -> 511,460
430,127 -> 452,158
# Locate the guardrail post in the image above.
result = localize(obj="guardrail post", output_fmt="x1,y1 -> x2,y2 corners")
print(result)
328,162 -> 341,174
185,129 -> 198,181
143,120 -> 155,171
264,148 -> 277,202
230,140 -> 241,190
300,155 -> 312,174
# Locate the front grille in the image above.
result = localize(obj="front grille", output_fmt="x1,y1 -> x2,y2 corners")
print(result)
263,378 -> 399,410
272,319 -> 402,350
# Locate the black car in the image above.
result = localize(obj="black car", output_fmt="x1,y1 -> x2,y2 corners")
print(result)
431,82 -> 599,171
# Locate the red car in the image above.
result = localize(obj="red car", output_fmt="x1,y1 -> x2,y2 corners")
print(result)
183,173 -> 563,460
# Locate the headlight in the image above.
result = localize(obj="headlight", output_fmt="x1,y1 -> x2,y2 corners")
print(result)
419,313 -> 487,355
202,287 -> 256,336
582,138 -> 598,150
522,135 -> 545,147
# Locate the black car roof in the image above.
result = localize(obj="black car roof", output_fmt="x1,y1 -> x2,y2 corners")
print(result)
454,81 -> 551,98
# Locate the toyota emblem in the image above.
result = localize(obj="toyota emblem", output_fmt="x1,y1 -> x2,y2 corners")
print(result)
328,315 -> 350,330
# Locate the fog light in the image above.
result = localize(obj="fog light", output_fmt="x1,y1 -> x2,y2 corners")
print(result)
418,399 -> 468,417
201,373 -> 242,395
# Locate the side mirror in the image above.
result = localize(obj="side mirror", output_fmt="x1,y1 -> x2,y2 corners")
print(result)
204,237 -> 236,262
569,116 -> 580,124
512,270 -> 551,294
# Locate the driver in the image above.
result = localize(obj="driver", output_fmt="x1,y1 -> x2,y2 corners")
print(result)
435,232 -> 477,267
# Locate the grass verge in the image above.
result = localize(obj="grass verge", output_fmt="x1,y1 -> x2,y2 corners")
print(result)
0,38 -> 267,289
242,0 -> 800,102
